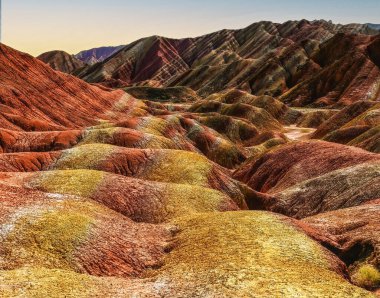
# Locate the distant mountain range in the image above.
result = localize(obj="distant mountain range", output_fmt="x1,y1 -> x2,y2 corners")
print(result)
75,45 -> 125,64
38,20 -> 380,108
367,23 -> 380,30
37,45 -> 125,74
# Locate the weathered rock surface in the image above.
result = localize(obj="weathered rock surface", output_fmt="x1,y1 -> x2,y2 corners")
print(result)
0,44 -> 126,130
75,21 -> 380,108
269,161 -> 380,218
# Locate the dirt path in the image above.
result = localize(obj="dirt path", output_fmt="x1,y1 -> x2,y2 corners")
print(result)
284,125 -> 316,141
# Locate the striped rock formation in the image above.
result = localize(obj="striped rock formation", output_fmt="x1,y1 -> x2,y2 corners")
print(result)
1,21 -> 380,297
67,20 -> 380,108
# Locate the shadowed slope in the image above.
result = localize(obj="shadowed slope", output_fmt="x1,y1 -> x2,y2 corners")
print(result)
305,200 -> 380,290
270,161 -> 380,218
233,141 -> 380,218
125,86 -> 199,103
188,100 -> 282,131
314,101 -> 378,138
315,101 -> 380,152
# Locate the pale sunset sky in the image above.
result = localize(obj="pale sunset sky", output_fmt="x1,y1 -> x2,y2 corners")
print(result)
2,0 -> 380,56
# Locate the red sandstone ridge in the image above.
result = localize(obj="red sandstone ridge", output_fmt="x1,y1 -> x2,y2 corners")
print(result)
233,141 -> 380,218
0,44 -> 126,131
234,140 -> 380,193
304,200 -> 380,290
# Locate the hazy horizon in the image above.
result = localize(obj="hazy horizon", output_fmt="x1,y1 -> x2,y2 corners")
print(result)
2,0 -> 380,56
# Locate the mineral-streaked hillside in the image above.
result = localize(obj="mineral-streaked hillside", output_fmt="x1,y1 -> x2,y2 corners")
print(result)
38,50 -> 86,74
1,18 -> 380,297
71,20 -> 380,108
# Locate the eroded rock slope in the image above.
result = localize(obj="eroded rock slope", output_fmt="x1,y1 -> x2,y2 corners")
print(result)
1,20 -> 380,297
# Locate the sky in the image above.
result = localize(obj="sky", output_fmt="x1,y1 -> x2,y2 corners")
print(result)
2,0 -> 380,56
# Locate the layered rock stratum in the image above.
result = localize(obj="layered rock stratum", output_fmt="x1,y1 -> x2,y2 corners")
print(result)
66,20 -> 380,107
2,19 -> 380,297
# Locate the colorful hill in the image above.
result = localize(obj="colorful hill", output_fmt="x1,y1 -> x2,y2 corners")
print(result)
72,20 -> 380,109
1,18 -> 380,297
